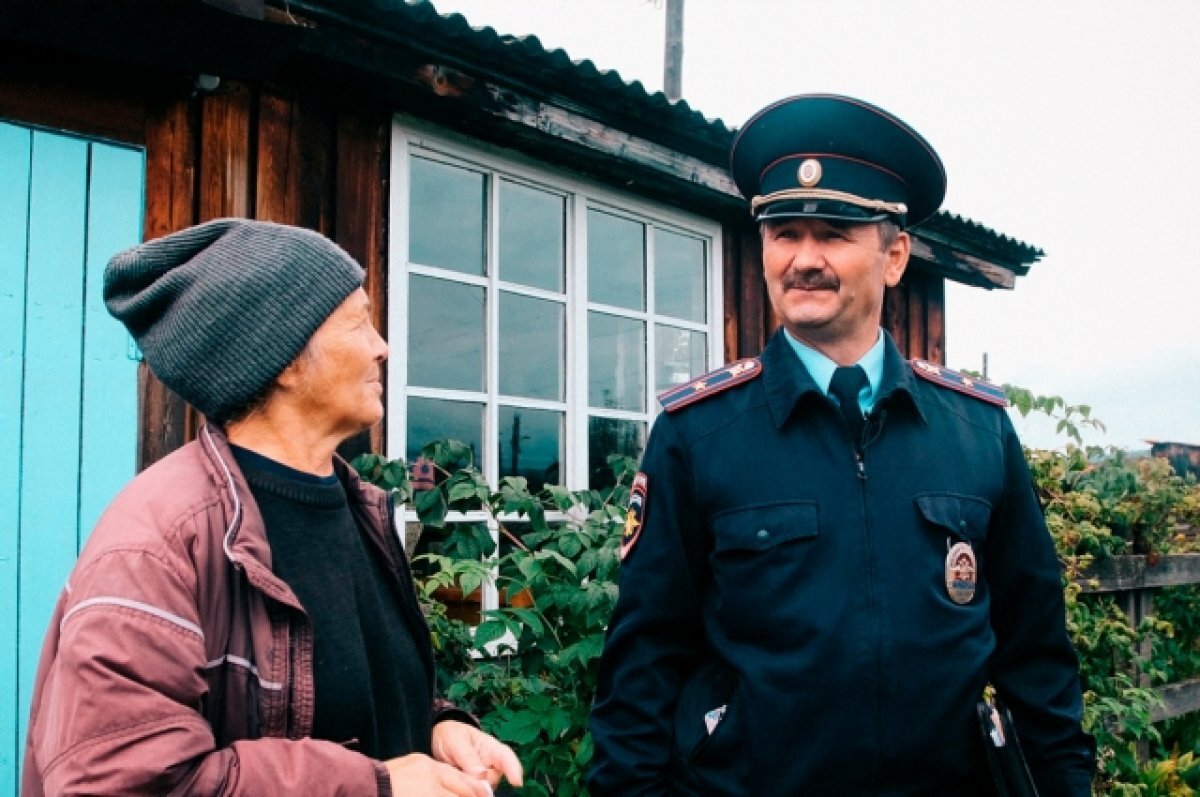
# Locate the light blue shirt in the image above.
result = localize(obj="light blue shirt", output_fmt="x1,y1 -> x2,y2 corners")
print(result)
783,329 -> 886,414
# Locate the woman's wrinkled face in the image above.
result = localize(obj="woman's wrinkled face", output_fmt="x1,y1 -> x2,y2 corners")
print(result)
286,288 -> 389,439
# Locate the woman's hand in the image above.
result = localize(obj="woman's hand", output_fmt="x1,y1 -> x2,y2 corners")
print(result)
384,752 -> 496,796
431,719 -> 524,790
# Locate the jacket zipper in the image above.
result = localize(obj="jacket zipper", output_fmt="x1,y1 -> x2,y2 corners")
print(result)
856,416 -> 882,789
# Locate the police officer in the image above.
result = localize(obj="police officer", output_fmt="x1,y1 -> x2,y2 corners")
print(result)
588,95 -> 1094,796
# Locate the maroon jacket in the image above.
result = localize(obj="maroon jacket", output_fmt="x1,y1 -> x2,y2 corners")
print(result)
23,426 -> 450,796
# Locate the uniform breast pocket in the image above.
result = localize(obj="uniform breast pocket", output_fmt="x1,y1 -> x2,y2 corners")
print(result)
710,502 -> 819,636
914,493 -> 992,542
915,493 -> 993,608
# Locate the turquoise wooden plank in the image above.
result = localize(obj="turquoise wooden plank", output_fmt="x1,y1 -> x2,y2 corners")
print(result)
78,143 -> 143,546
16,131 -> 88,779
0,121 -> 32,797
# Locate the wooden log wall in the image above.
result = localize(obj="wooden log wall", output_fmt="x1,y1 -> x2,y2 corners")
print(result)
884,268 -> 946,364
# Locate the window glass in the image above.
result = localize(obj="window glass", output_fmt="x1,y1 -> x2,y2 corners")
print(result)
408,275 -> 485,391
409,157 -> 486,275
588,417 -> 646,489
499,181 -> 564,292
655,229 -> 707,322
588,209 -> 644,310
588,311 -> 645,412
498,406 -> 563,491
499,292 -> 564,400
655,325 -> 708,393
406,397 -> 484,464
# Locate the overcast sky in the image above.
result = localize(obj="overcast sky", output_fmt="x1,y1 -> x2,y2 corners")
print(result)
433,0 -> 1200,451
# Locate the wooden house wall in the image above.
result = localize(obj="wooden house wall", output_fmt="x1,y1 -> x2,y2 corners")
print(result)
3,60 -> 948,470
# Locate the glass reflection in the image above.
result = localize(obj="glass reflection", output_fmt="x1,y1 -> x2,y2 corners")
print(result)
499,181 -> 564,292
406,397 -> 484,464
408,275 -> 485,391
655,325 -> 708,393
499,292 -> 564,400
409,157 -> 486,275
588,209 -> 645,310
655,229 -> 706,322
497,407 -> 563,491
588,311 -> 645,412
588,417 -> 646,489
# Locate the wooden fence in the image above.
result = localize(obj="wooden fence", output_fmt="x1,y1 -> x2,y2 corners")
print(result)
1079,553 -> 1200,724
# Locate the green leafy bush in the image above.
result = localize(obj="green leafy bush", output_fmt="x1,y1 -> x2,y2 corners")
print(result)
355,441 -> 634,796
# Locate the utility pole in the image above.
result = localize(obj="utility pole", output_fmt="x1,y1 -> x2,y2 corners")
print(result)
663,0 -> 684,101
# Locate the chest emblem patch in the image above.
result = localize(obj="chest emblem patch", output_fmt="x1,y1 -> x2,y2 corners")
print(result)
620,473 -> 649,561
945,541 -> 977,604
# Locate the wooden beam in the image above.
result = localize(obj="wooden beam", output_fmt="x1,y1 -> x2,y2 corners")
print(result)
408,62 -> 738,202
1078,554 -> 1200,593
1152,677 -> 1200,723
0,46 -> 149,146
924,276 -> 946,365
882,281 -> 909,357
334,109 -> 390,458
140,92 -> 198,468
909,236 -> 1015,290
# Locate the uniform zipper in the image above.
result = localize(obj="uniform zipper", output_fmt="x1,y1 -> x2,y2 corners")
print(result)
855,418 -> 883,788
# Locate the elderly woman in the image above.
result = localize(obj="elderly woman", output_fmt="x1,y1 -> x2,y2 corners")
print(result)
23,219 -> 522,796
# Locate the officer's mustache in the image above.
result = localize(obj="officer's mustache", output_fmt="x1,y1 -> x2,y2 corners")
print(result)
782,268 -> 840,291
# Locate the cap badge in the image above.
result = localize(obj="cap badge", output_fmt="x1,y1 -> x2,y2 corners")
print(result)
797,158 -> 823,188
945,541 -> 977,604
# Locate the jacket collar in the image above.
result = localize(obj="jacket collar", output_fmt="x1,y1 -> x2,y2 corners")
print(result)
763,328 -> 927,429
195,425 -> 396,605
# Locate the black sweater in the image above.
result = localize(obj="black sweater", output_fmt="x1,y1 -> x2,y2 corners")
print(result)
232,445 -> 431,759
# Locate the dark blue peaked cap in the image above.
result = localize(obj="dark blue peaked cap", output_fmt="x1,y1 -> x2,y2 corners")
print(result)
730,94 -> 947,228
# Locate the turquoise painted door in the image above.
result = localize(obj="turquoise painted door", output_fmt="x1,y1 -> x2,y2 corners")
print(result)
0,121 -> 144,792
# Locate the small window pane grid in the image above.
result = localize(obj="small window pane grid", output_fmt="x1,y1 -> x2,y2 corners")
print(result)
389,123 -> 722,614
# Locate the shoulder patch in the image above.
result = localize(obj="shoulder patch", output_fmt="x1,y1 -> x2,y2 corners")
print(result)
658,358 -> 762,413
910,359 -> 1008,407
619,472 -> 648,561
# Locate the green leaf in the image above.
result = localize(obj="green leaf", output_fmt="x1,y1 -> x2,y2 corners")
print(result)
415,487 -> 448,527
509,607 -> 544,635
473,620 -> 508,649
494,709 -> 543,745
448,477 -> 481,503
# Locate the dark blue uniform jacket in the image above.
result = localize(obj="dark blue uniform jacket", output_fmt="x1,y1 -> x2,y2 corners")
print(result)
589,330 -> 1094,797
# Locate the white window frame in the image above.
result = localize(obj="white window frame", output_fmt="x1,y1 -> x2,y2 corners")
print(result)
387,116 -> 724,612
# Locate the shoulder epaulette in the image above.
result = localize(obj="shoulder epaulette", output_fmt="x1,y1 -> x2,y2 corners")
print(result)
658,358 -> 762,413
910,359 -> 1008,407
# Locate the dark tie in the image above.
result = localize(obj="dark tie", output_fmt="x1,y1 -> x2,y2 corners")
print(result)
829,365 -> 868,448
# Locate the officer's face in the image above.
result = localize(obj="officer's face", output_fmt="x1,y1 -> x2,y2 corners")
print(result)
761,218 -> 909,359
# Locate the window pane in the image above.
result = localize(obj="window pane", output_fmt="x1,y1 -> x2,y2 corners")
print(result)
588,417 -> 646,489
588,209 -> 645,310
408,275 -> 485,391
406,397 -> 484,464
655,229 -> 707,322
498,406 -> 563,491
409,157 -> 486,275
655,325 -> 708,393
588,312 -> 645,411
499,292 -> 563,400
499,181 -> 564,292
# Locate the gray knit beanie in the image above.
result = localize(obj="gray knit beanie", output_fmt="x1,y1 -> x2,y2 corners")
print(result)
104,218 -> 365,420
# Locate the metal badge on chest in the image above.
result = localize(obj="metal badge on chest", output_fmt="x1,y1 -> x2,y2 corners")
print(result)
945,541 -> 977,604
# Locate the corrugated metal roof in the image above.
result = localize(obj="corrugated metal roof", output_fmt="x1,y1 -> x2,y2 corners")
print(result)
289,0 -> 1042,266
